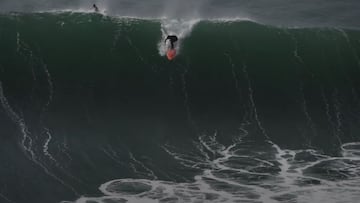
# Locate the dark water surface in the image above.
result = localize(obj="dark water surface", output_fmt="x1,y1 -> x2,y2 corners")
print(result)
0,12 -> 360,203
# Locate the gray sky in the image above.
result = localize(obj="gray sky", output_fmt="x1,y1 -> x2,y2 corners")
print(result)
0,0 -> 359,28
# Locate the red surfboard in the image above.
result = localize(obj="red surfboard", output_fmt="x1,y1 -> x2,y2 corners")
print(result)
166,49 -> 176,61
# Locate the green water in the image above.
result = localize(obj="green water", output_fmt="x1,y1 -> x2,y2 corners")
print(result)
0,12 -> 360,203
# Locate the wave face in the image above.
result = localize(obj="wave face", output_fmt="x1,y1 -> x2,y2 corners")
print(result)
0,12 -> 360,203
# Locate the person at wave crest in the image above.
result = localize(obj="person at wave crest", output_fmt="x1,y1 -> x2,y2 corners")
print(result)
93,4 -> 99,12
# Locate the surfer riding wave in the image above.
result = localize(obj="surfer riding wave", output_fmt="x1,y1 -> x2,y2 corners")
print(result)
165,35 -> 178,49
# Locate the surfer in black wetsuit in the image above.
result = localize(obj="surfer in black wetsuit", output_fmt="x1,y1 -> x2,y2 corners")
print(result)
165,35 -> 178,49
93,4 -> 99,12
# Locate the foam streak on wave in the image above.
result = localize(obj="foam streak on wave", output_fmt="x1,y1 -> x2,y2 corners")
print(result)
299,84 -> 317,142
0,190 -> 14,203
336,28 -> 360,69
42,128 -> 59,165
129,152 -> 158,180
66,134 -> 360,203
242,63 -> 269,140
0,81 -> 79,195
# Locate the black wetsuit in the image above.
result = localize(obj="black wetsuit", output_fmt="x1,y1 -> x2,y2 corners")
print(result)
165,35 -> 178,49
93,4 -> 99,12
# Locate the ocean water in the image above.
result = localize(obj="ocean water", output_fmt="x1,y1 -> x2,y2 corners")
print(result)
0,2 -> 360,203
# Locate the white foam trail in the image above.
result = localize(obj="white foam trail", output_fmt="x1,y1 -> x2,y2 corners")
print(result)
242,63 -> 269,139
42,63 -> 53,110
224,54 -> 253,138
193,139 -> 211,162
0,81 -> 79,195
74,196 -> 157,203
164,133 -> 278,202
129,152 -> 157,180
335,28 -> 360,69
161,144 -> 204,169
16,32 -> 20,52
271,142 -> 300,189
198,133 -> 222,156
16,34 -> 61,169
321,88 -> 342,145
293,38 -> 304,64
225,53 -> 240,93
42,128 -> 59,165
341,142 -> 360,158
0,191 -> 14,203
299,84 -> 317,146
56,135 -> 72,164
15,33 -> 77,181
67,136 -> 360,203
283,29 -> 305,65
179,64 -> 197,128
332,89 -> 343,145
101,145 -> 127,168
0,82 -> 22,123
16,32 -> 37,81
294,45 -> 304,64
158,18 -> 200,56
0,82 -> 34,157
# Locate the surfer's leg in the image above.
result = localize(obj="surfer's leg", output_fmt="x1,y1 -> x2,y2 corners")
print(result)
172,37 -> 178,48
